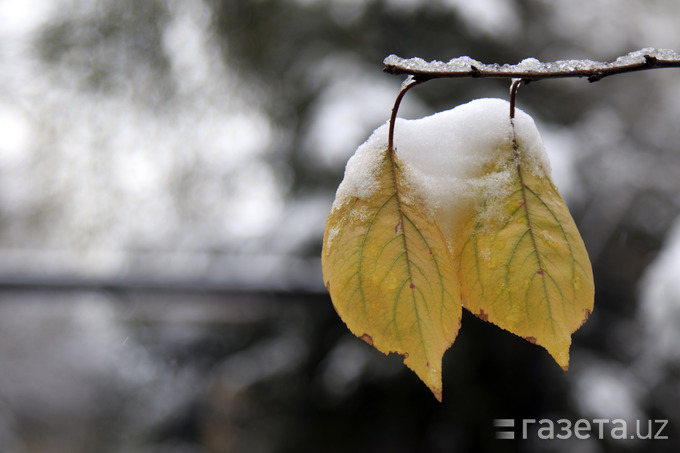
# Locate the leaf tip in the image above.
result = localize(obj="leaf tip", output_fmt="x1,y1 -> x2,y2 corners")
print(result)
432,388 -> 443,402
423,364 -> 443,402
551,347 -> 571,371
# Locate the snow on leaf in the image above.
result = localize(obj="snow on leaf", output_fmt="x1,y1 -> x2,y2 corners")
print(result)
455,129 -> 594,370
322,146 -> 461,401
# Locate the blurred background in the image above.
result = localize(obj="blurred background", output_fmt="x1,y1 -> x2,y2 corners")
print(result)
1,0 -> 680,452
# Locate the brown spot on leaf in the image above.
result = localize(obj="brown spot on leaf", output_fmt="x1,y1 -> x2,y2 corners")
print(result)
325,280 -> 331,291
388,350 -> 409,361
579,308 -> 592,327
477,308 -> 488,321
536,269 -> 544,275
429,249 -> 433,255
517,200 -> 526,206
560,363 -> 569,371
359,333 -> 373,346
394,221 -> 402,235
409,283 -> 415,289
524,336 -> 537,344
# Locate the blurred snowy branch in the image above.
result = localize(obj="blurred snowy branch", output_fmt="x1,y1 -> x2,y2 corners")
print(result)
383,48 -> 680,83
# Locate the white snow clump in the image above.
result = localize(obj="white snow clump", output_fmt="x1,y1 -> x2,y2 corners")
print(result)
333,98 -> 551,234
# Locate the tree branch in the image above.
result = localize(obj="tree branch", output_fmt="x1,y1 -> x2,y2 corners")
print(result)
383,48 -> 680,84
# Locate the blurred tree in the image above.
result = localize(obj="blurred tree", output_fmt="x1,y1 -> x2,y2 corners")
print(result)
0,0 -> 676,451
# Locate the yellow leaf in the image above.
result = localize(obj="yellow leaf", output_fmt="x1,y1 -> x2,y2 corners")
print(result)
322,148 -> 461,401
456,135 -> 594,370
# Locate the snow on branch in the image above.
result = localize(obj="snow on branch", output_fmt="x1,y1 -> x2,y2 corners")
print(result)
383,48 -> 680,83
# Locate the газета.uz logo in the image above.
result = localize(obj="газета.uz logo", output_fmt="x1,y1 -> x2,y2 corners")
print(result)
494,418 -> 669,440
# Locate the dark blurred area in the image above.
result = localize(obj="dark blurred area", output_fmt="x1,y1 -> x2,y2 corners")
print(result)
1,0 -> 680,452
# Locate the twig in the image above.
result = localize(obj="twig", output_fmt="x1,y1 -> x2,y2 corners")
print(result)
383,48 -> 680,84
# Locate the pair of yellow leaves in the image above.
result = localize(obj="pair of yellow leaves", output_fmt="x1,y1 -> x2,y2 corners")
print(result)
321,120 -> 594,401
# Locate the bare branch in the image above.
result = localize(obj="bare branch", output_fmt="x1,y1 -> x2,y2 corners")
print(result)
383,48 -> 680,83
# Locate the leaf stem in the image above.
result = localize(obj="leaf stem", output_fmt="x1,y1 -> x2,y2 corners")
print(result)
509,78 -> 523,120
388,76 -> 422,153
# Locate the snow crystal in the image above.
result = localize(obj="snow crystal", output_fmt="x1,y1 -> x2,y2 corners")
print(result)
445,56 -> 485,71
552,59 -> 604,71
515,57 -> 542,71
616,47 -> 680,65
383,55 -> 484,73
382,54 -> 405,67
332,98 -> 551,236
